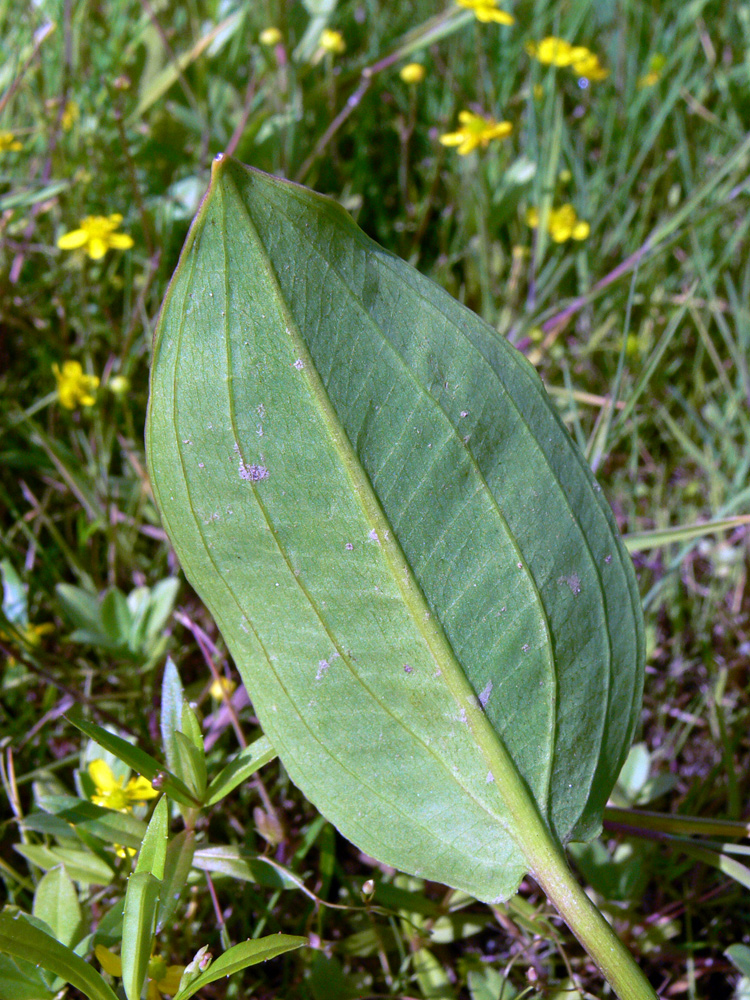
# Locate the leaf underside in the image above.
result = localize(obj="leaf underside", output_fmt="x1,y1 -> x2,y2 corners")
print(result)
147,157 -> 644,903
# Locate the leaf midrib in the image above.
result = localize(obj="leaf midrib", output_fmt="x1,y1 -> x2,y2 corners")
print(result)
160,175 -> 517,859
220,165 -> 534,835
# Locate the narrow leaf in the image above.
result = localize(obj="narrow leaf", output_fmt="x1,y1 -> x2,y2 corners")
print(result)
147,158 -> 644,903
123,798 -> 168,1000
171,934 -> 307,1000
156,830 -> 195,932
204,735 -> 276,806
160,657 -> 184,773
0,911 -> 118,1000
65,709 -> 199,807
624,514 -> 750,552
173,731 -> 207,801
33,795 -> 147,849
191,846 -> 298,889
135,796 -> 168,879
121,873 -> 161,1000
15,845 -> 113,887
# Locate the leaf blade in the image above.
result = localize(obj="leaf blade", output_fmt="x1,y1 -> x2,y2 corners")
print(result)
147,158 -> 644,901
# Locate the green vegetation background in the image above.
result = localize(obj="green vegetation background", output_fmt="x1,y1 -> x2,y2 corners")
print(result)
2,0 -> 750,997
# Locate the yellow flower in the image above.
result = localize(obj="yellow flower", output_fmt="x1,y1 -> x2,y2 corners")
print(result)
88,759 -> 158,813
52,360 -> 100,410
259,27 -> 282,46
108,374 -> 130,396
638,53 -> 665,88
0,131 -> 22,153
96,946 -> 184,1000
209,676 -> 237,700
114,844 -> 137,859
456,0 -> 514,25
57,214 -> 134,260
571,50 -> 609,81
526,204 -> 590,242
440,111 -> 513,155
0,621 -> 54,666
400,62 -> 426,84
526,37 -> 608,81
61,100 -> 79,130
526,36 -> 575,66
320,28 -> 345,54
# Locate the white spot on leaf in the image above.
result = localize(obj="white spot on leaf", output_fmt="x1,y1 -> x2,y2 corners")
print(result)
479,681 -> 493,707
239,461 -> 269,482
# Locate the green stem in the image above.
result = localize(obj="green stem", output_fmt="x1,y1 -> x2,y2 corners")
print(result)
525,836 -> 658,1000
458,699 -> 658,1000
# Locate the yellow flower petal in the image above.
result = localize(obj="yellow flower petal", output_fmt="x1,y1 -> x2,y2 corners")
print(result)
439,111 -> 512,155
260,27 -> 282,46
0,131 -> 23,152
125,775 -> 159,801
320,29 -> 345,54
572,220 -> 590,240
209,676 -> 237,700
158,966 -> 186,996
87,237 -> 108,260
57,228 -> 89,250
456,0 -> 514,24
89,759 -> 119,793
95,945 -> 123,978
399,62 -> 426,84
57,213 -> 133,258
531,37 -> 574,66
107,233 -> 135,250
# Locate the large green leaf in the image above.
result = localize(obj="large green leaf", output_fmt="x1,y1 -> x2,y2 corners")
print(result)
147,156 -> 644,904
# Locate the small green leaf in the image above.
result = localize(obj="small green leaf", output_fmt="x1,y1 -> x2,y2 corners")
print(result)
727,944 -> 750,978
171,934 -> 307,1000
467,966 -> 516,1000
204,736 -> 276,806
66,709 -> 199,807
191,846 -> 298,889
15,845 -> 113,887
180,702 -> 204,752
121,873 -> 161,1000
173,731 -> 207,801
142,578 -> 180,644
412,947 -> 456,1000
33,795 -> 147,850
100,589 -> 132,646
156,830 -> 195,932
122,798 -> 169,1000
32,866 -> 83,948
0,911 -> 118,1000
1,560 -> 28,625
160,658 -> 184,773
55,584 -> 101,633
135,796 -> 168,878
